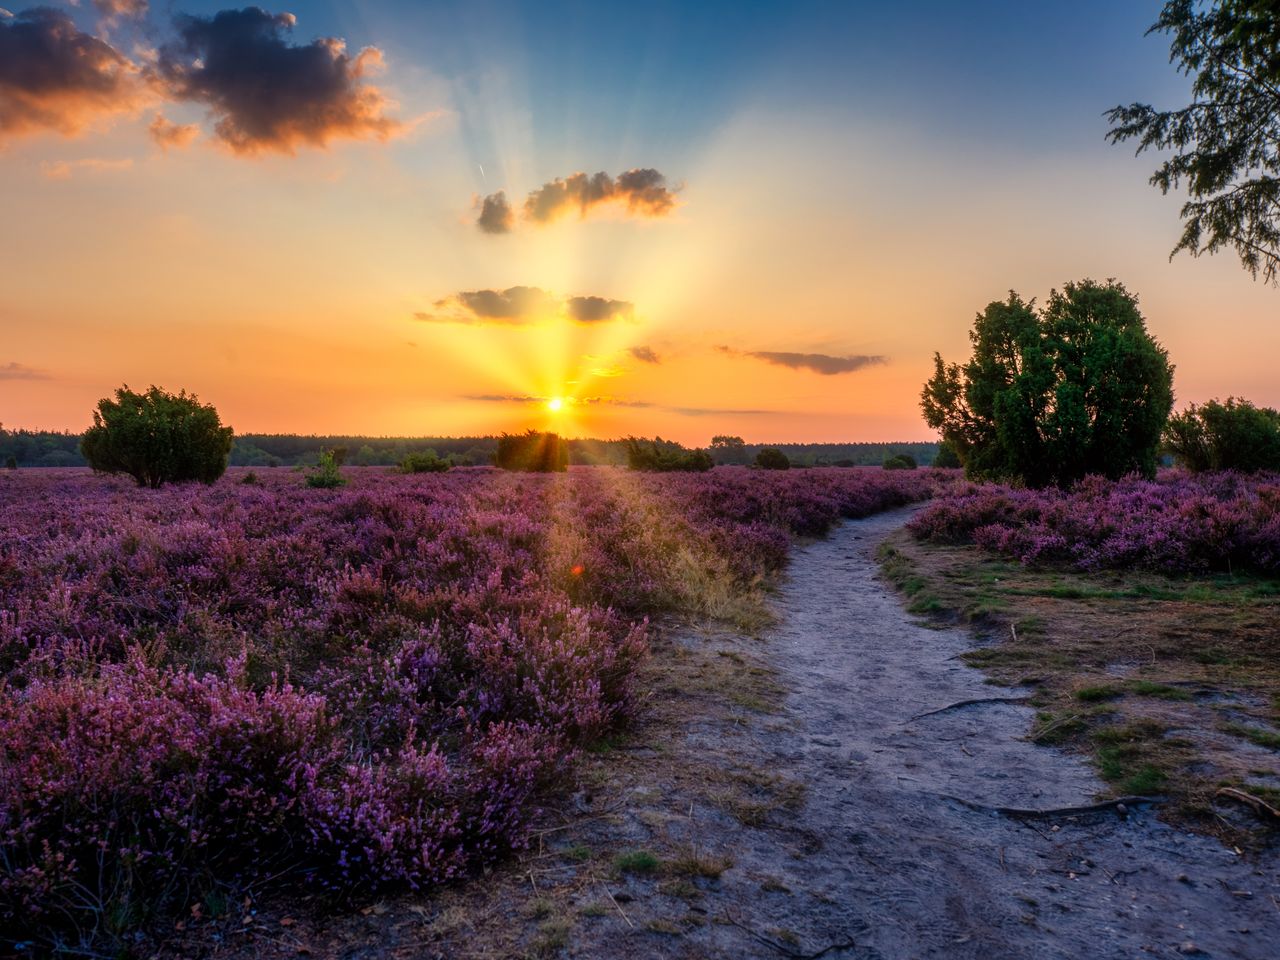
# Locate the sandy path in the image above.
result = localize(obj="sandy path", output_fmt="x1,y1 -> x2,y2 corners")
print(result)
736,507 -> 1278,959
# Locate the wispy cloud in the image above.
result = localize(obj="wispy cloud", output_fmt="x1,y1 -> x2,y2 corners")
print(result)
628,345 -> 660,364
718,346 -> 885,375
148,113 -> 199,151
40,157 -> 134,180
418,286 -> 634,326
0,361 -> 50,380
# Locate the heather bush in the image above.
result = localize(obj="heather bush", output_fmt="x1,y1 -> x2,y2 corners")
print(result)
1165,398 -> 1280,473
909,472 -> 1280,574
0,466 -> 953,950
400,451 -> 451,473
80,385 -> 234,488
883,454 -> 917,470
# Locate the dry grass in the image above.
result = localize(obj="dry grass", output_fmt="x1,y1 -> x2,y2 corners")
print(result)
878,530 -> 1280,844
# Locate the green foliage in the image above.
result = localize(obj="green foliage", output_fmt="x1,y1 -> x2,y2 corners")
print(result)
709,434 -> 749,465
625,437 -> 714,472
1165,397 -> 1280,472
921,280 -> 1174,488
932,442 -> 961,468
755,448 -> 790,470
1107,0 -> 1280,283
882,454 -> 917,470
494,430 -> 568,472
399,451 -> 451,473
241,470 -> 259,486
304,450 -> 347,488
4,456 -> 15,471
80,385 -> 233,488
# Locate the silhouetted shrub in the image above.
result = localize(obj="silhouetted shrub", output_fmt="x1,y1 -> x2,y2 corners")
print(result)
80,385 -> 233,488
1165,398 -> 1280,473
305,450 -> 346,488
241,470 -> 259,485
495,431 -> 568,472
625,438 -> 714,472
883,454 -> 917,470
400,451 -> 451,474
755,448 -> 790,470
4,456 -> 14,471
932,443 -> 961,468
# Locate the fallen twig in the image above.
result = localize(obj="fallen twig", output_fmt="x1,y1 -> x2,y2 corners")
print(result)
941,794 -> 1163,820
599,881 -> 633,928
908,696 -> 1031,722
1215,787 -> 1280,823
721,911 -> 860,959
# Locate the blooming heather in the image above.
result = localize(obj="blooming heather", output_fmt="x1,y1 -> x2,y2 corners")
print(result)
0,465 -> 950,949
908,472 -> 1280,574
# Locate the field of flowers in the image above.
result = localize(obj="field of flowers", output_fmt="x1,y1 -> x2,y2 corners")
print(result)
908,472 -> 1280,575
0,465 -> 951,950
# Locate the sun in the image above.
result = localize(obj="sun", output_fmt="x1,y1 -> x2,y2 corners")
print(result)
546,396 -> 565,413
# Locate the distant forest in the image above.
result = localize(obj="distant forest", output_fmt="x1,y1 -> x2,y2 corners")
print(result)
0,428 -> 938,469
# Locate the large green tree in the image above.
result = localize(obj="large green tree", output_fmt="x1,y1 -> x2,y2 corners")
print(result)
1107,0 -> 1280,283
81,385 -> 234,488
922,281 -> 1175,487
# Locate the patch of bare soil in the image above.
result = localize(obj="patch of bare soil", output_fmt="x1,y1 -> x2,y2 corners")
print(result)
162,510 -> 1279,960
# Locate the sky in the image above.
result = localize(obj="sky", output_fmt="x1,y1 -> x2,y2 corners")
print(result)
1,0 -> 1277,444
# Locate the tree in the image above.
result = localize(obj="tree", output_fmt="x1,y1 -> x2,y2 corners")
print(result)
921,280 -> 1174,487
931,442 -> 962,468
81,385 -> 233,488
1107,1 -> 1280,283
494,431 -> 568,472
1165,397 -> 1280,471
709,434 -> 749,465
755,448 -> 790,470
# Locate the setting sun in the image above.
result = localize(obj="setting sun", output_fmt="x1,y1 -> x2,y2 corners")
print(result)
547,397 -> 565,413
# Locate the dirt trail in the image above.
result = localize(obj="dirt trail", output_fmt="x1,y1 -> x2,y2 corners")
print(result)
175,509 -> 1278,959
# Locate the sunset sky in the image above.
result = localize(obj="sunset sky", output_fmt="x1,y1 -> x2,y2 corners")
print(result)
1,0 -> 1276,444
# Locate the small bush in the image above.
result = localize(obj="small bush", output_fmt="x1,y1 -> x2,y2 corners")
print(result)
4,456 -> 15,470
495,431 -> 568,472
1165,398 -> 1280,473
625,438 -> 714,472
400,451 -> 451,474
241,470 -> 259,485
932,443 -> 961,468
883,454 -> 917,470
305,450 -> 346,488
755,448 -> 790,470
80,385 -> 233,488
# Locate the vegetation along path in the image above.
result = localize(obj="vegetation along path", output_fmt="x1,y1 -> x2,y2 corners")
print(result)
178,508 -> 1279,959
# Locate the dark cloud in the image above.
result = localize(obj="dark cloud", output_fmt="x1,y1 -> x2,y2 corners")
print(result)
719,346 -> 886,375
628,345 -> 660,364
0,361 -> 49,380
566,296 -> 633,324
419,286 -> 633,325
157,8 -> 399,154
476,191 -> 514,234
148,112 -> 199,150
0,8 -> 148,138
515,168 -> 679,226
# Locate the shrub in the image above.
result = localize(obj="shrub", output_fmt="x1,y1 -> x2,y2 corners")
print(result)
494,431 -> 568,472
400,451 -> 451,474
921,280 -> 1174,487
241,470 -> 259,485
755,448 -> 790,470
932,443 -> 961,468
625,438 -> 714,472
3,456 -> 14,470
1165,398 -> 1280,473
305,450 -> 346,488
80,385 -> 234,488
883,454 -> 917,470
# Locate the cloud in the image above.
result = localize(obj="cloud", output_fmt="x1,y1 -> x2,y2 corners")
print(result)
40,156 -> 134,180
0,361 -> 49,380
719,346 -> 886,375
418,286 -> 634,326
148,112 -> 198,150
669,406 -> 773,417
523,168 -> 678,223
466,394 -> 655,408
93,0 -> 148,19
0,8 -> 149,139
628,345 -> 660,364
156,8 -> 400,155
476,191 -> 513,234
565,296 -> 633,324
